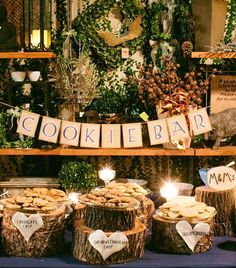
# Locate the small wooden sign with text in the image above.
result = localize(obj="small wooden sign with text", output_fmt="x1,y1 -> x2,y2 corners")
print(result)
88,230 -> 128,260
207,166 -> 236,191
211,75 -> 236,114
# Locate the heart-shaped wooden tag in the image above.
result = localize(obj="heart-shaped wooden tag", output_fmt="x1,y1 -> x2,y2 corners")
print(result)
12,212 -> 44,242
88,230 -> 128,260
176,220 -> 210,251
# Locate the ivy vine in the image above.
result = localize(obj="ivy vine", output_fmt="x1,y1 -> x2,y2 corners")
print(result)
224,0 -> 236,44
51,0 -> 68,55
72,0 -> 146,70
0,111 -> 33,148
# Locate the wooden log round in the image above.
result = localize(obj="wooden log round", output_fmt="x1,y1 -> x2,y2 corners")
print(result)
195,186 -> 235,236
73,219 -> 147,265
84,205 -> 137,232
151,214 -> 215,254
2,207 -> 65,257
2,225 -> 64,257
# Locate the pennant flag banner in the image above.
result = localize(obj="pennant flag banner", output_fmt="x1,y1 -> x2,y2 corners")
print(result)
16,108 -> 212,148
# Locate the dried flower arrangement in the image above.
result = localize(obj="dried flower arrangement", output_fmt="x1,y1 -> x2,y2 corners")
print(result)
137,56 -> 218,118
49,54 -> 100,109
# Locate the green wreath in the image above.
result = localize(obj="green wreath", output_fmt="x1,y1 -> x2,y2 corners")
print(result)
72,0 -> 146,70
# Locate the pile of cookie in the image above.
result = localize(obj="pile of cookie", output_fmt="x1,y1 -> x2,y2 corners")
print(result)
157,198 -> 216,220
2,188 -> 68,212
79,181 -> 148,208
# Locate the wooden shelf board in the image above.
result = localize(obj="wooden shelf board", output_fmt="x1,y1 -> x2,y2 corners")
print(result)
0,146 -> 235,156
0,52 -> 56,59
0,147 -> 195,156
192,51 -> 236,59
60,148 -> 195,156
194,146 -> 236,156
0,148 -> 60,156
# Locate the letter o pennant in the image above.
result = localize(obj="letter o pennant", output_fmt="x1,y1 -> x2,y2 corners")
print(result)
38,116 -> 61,143
60,121 -> 81,146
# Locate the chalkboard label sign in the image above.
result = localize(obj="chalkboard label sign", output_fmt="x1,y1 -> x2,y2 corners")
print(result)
211,75 -> 236,114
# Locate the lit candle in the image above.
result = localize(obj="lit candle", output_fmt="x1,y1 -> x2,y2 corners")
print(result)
99,168 -> 116,185
160,181 -> 179,200
31,30 -> 51,48
68,192 -> 80,204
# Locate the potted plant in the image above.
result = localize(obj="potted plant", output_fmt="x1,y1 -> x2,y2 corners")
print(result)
10,58 -> 27,82
26,59 -> 42,81
58,160 -> 98,193
49,54 -> 100,121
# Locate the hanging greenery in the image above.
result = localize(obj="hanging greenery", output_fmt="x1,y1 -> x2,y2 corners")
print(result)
223,0 -> 236,44
72,0 -> 146,70
0,110 -> 33,148
172,0 -> 195,44
51,0 -> 68,55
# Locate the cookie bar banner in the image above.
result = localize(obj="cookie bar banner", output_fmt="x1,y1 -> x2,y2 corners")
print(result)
16,108 -> 212,148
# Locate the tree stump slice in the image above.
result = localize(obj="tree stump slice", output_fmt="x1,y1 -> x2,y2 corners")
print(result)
195,186 -> 235,236
2,207 -> 65,257
2,225 -> 65,257
73,219 -> 147,265
151,215 -> 215,254
84,205 -> 137,232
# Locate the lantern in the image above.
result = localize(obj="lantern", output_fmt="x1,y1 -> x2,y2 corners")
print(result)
22,0 -> 52,51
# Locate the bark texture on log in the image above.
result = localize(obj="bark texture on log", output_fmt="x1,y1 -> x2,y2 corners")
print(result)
151,215 -> 215,254
73,219 -> 146,265
65,203 -> 86,231
73,203 -> 86,221
2,207 -> 65,257
2,225 -> 65,257
136,197 -> 155,228
84,205 -> 136,232
195,186 -> 235,236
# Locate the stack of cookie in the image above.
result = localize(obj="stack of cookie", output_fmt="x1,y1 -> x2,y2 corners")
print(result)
151,197 -> 216,254
73,181 -> 150,264
156,198 -> 216,220
1,188 -> 66,257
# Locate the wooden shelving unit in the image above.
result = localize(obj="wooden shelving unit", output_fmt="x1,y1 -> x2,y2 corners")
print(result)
0,51 -> 56,59
0,50 -> 235,158
0,146 -> 235,156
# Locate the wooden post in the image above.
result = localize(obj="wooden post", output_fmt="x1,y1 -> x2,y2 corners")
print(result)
195,186 -> 235,235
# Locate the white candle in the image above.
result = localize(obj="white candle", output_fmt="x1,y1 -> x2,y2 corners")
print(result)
160,182 -> 179,200
99,168 -> 116,184
68,192 -> 80,204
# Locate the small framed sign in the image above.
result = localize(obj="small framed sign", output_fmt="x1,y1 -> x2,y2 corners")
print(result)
121,48 -> 129,59
211,75 -> 236,113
